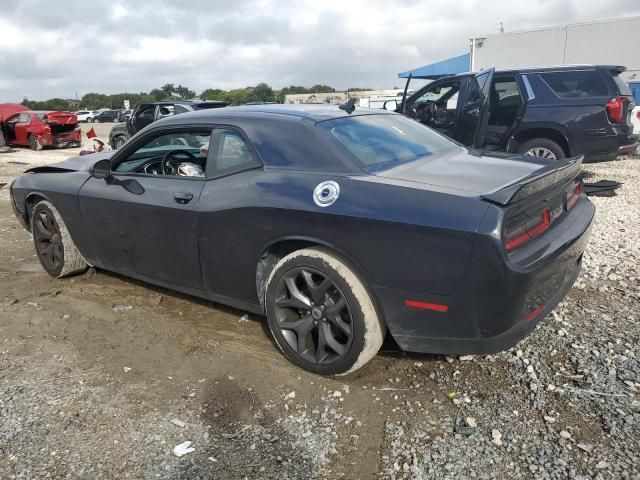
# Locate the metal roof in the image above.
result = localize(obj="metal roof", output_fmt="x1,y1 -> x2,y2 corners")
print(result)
398,53 -> 471,79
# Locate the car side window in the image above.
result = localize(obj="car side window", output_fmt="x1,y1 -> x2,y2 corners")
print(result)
18,113 -> 31,123
210,130 -> 261,177
540,71 -> 609,98
135,105 -> 155,121
175,105 -> 190,114
157,105 -> 175,118
113,131 -> 212,177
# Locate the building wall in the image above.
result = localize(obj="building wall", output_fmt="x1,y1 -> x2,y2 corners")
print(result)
285,89 -> 405,104
471,16 -> 640,82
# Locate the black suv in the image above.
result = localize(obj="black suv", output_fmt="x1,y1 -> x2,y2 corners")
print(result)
94,110 -> 121,123
390,65 -> 638,161
109,100 -> 227,149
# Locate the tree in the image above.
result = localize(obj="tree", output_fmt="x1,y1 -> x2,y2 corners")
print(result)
200,88 -> 227,101
251,83 -> 275,102
161,83 -> 176,98
175,85 -> 195,99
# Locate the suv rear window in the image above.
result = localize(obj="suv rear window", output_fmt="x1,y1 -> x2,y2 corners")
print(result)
541,70 -> 609,98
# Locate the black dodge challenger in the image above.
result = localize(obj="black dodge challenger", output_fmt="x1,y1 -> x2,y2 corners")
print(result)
9,104 -> 595,375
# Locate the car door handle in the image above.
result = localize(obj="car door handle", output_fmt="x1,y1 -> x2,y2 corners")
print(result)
174,192 -> 194,204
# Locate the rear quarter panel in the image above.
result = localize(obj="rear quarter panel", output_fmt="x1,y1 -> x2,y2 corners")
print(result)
197,169 -> 489,306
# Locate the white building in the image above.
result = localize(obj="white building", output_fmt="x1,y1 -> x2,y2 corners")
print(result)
470,16 -> 640,83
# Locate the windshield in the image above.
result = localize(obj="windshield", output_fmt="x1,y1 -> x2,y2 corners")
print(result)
319,114 -> 458,169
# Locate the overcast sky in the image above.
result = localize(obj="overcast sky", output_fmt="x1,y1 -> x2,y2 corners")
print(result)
1,0 -> 639,101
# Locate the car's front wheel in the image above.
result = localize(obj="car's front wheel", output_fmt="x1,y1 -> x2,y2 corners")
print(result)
516,138 -> 565,160
265,248 -> 384,375
31,201 -> 88,278
113,136 -> 126,149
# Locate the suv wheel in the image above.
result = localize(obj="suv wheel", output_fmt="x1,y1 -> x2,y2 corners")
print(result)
265,248 -> 385,376
113,136 -> 126,149
516,138 -> 565,160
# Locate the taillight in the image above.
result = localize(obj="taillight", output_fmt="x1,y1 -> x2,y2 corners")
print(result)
566,182 -> 581,210
504,209 -> 551,252
636,110 -> 640,120
606,96 -> 627,123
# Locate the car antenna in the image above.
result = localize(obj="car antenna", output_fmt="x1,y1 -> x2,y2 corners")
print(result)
339,98 -> 356,114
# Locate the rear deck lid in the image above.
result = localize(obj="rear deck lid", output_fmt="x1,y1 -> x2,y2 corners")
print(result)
39,111 -> 78,125
369,148 -> 551,197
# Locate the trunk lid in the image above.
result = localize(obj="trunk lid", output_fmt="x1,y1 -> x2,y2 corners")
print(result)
368,148 -> 555,198
41,111 -> 79,135
43,111 -> 78,125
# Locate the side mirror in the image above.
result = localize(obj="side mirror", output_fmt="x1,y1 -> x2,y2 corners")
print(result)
90,158 -> 112,180
383,99 -> 398,111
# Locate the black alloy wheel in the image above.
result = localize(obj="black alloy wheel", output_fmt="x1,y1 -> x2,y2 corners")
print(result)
273,267 -> 353,365
32,207 -> 64,276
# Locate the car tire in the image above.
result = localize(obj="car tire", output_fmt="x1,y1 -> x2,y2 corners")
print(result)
265,248 -> 385,376
113,136 -> 126,150
31,201 -> 88,278
516,138 -> 565,160
28,134 -> 43,151
87,118 -> 93,123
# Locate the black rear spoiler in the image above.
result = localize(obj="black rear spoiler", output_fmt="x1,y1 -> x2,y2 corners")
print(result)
481,155 -> 583,205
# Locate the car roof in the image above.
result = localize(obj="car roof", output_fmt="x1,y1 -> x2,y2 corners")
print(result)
160,103 -> 393,123
445,64 -> 625,79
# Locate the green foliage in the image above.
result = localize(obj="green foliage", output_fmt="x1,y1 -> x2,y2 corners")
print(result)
29,82 -> 341,111
21,98 -> 75,111
346,87 -> 373,92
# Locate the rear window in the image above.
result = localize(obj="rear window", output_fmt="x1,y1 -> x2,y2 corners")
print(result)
540,70 -> 609,98
319,114 -> 457,169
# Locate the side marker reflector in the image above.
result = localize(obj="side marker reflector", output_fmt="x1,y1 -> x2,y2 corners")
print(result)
405,300 -> 449,312
524,305 -> 545,321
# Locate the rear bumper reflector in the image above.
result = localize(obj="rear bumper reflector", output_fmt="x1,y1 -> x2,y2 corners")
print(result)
405,300 -> 449,312
524,305 -> 545,321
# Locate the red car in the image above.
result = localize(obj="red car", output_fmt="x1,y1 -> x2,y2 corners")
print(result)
0,104 -> 81,150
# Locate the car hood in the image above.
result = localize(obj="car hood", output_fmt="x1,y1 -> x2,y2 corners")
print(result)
25,151 -> 115,174
366,148 -> 551,196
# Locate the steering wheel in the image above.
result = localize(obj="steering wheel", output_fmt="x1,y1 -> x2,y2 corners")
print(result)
161,149 -> 197,175
414,101 -> 440,125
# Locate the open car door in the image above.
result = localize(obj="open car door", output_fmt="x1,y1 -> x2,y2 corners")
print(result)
457,68 -> 495,148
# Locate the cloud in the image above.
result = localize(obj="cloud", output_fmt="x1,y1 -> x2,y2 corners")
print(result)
0,0 -> 638,101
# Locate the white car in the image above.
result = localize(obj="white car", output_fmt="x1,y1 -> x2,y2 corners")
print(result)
75,110 -> 96,123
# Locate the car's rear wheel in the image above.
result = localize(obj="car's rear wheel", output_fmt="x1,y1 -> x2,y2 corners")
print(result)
31,201 -> 88,278
28,134 -> 43,151
265,248 -> 384,375
87,118 -> 93,123
516,138 -> 565,160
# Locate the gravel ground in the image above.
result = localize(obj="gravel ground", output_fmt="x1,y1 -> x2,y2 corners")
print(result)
0,148 -> 638,479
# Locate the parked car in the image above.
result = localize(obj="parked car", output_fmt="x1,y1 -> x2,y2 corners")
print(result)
75,110 -> 96,123
109,100 -> 227,149
9,105 -> 594,375
117,109 -> 132,123
388,65 -> 638,162
0,104 -> 81,150
94,110 -> 121,123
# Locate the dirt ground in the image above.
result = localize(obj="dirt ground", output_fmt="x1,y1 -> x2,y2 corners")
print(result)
0,131 -> 638,479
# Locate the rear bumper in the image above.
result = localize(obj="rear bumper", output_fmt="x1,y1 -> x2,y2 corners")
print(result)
376,198 -> 595,355
583,132 -> 638,162
38,131 -> 81,147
